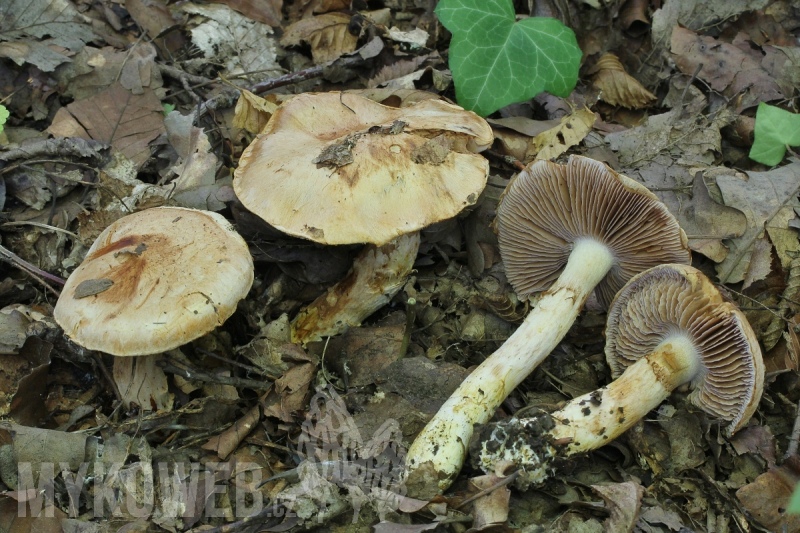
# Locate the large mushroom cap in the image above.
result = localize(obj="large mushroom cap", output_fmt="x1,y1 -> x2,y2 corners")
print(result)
605,264 -> 764,436
54,207 -> 254,356
233,92 -> 493,246
496,155 -> 691,308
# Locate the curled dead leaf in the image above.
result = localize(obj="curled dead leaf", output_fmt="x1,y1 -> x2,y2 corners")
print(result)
281,12 -> 358,64
589,53 -> 656,109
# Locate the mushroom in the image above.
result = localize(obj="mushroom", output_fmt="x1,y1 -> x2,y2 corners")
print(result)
53,207 -> 254,409
405,155 -> 691,495
233,92 -> 493,344
472,264 -> 764,487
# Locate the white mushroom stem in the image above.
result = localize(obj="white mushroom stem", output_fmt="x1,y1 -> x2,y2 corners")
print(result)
112,355 -> 172,410
291,232 -> 421,345
405,238 -> 615,492
473,335 -> 699,487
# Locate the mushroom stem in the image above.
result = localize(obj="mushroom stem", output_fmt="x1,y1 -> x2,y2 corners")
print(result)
553,335 -> 698,450
112,355 -> 172,410
404,238 -> 615,493
291,232 -> 421,345
471,335 -> 701,487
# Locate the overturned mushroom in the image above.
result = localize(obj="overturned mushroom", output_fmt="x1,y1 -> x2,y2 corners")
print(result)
472,264 -> 764,487
233,92 -> 492,344
405,156 -> 691,495
53,207 -> 254,408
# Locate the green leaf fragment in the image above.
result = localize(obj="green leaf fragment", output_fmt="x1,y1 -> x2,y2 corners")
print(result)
436,0 -> 581,116
750,102 -> 800,166
789,481 -> 800,514
0,105 -> 8,134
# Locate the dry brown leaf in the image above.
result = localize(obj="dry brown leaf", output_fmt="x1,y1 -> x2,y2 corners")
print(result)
281,12 -> 358,64
736,455 -> 800,532
367,56 -> 430,88
527,107 -> 595,162
730,425 -> 777,467
349,88 -> 443,108
233,90 -> 282,134
261,363 -> 316,422
589,53 -> 656,109
619,0 -> 650,36
211,0 -> 282,26
714,161 -> 800,286
324,322 -> 405,387
606,110 -> 752,263
47,83 -> 165,168
181,3 -> 280,79
0,333 -> 51,425
468,473 -> 510,531
124,0 -> 184,54
54,44 -> 163,100
488,116 -> 559,162
591,482 -> 644,533
164,110 -> 218,193
670,26 -> 784,111
201,404 -> 261,459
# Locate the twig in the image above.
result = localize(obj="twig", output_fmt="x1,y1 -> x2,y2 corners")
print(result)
158,357 -> 272,390
189,504 -> 299,533
483,149 -> 526,171
197,54 -> 368,118
157,63 -> 215,87
455,470 -> 520,509
0,244 -> 64,294
785,398 -> 800,459
93,352 -> 123,405
1,221 -> 79,239
0,137 -> 108,162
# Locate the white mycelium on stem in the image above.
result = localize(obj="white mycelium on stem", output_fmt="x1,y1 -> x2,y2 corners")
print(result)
404,156 -> 691,495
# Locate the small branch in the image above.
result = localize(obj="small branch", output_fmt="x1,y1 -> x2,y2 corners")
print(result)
0,244 -> 64,295
197,53 -> 368,117
455,471 -> 520,509
158,356 -> 272,390
0,137 -> 108,163
785,398 -> 800,459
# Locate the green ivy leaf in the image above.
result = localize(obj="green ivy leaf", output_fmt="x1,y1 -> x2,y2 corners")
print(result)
0,105 -> 9,135
436,0 -> 581,117
750,102 -> 800,166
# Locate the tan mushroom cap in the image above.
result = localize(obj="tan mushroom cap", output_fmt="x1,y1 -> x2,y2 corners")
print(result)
497,155 -> 691,308
54,207 -> 254,356
605,264 -> 764,436
233,92 -> 493,246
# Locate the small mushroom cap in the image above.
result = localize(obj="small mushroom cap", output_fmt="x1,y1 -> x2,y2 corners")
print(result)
54,207 -> 254,356
496,155 -> 691,308
233,92 -> 493,246
605,264 -> 764,436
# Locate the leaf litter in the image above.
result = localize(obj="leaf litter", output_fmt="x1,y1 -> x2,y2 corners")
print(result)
0,0 -> 799,531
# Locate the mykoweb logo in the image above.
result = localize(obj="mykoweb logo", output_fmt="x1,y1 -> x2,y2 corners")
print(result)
6,386 -> 407,523
280,385 -> 408,523
13,460 -> 281,520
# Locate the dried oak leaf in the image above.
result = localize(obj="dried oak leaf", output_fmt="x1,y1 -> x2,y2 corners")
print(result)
714,161 -> 800,286
527,106 -> 595,163
281,12 -> 358,64
0,0 -> 96,71
47,83 -> 165,168
233,90 -> 282,134
736,455 -> 800,532
670,26 -> 783,111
